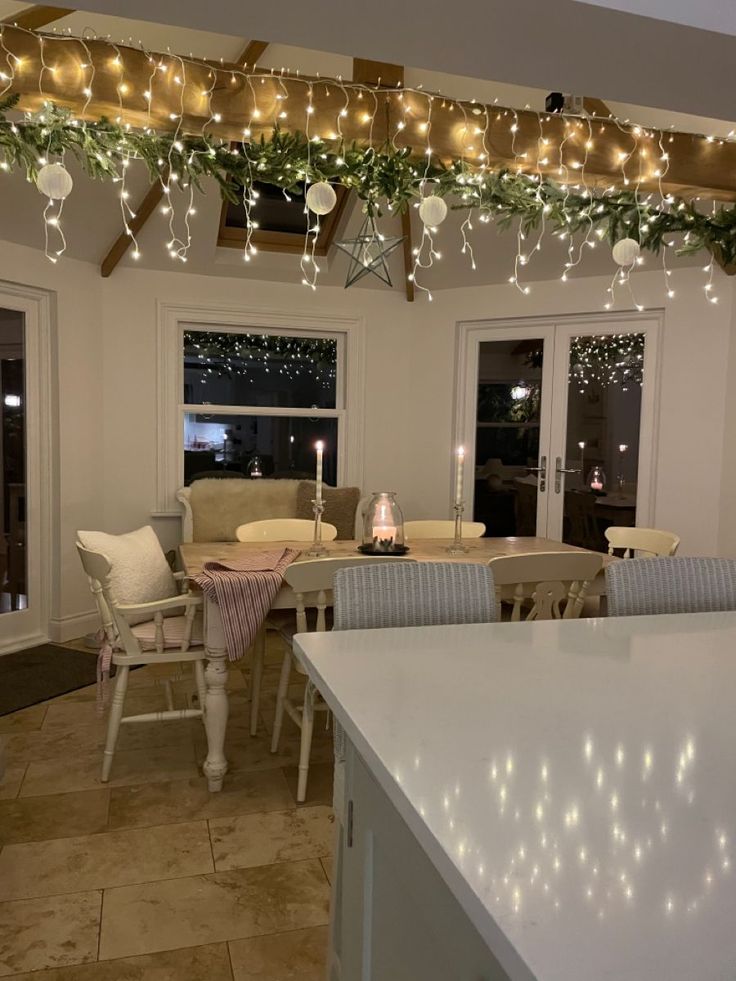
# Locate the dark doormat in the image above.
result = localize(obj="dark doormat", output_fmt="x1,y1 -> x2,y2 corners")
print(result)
0,644 -> 102,716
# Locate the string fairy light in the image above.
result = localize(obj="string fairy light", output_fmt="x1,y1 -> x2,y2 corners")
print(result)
0,23 -> 731,302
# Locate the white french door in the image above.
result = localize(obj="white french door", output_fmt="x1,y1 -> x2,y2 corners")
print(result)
457,312 -> 660,550
0,287 -> 51,653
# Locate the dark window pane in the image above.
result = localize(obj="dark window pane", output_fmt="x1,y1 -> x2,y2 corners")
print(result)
0,309 -> 26,612
184,330 -> 337,409
184,412 -> 338,485
225,181 -> 310,235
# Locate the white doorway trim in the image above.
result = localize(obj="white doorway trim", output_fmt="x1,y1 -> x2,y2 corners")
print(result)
0,280 -> 54,655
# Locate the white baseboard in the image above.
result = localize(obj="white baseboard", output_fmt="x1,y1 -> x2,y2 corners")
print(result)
0,630 -> 50,656
48,610 -> 99,644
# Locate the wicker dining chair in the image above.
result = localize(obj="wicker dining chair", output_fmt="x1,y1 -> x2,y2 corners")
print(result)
270,556 -> 413,802
606,557 -> 736,617
332,560 -> 497,631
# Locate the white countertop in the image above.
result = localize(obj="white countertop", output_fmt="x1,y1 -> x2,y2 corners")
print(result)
294,613 -> 736,981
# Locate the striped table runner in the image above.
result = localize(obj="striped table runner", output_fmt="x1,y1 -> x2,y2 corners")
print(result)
192,548 -> 300,660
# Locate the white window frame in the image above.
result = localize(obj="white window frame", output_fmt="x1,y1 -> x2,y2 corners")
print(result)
155,301 -> 366,515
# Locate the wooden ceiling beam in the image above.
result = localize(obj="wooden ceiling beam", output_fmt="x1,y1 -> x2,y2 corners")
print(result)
1,5 -> 74,30
583,96 -> 613,118
235,39 -> 269,68
1,26 -> 735,202
100,173 -> 167,277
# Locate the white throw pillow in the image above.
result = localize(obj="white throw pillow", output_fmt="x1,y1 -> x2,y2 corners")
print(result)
77,526 -> 178,624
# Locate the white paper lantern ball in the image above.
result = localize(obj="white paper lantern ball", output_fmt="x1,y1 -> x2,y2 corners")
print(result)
418,194 -> 448,227
305,181 -> 337,216
36,162 -> 73,201
612,237 -> 640,266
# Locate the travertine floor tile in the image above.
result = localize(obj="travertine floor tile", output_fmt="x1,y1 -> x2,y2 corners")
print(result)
195,730 -> 333,776
20,744 -> 200,797
283,761 -> 334,807
0,820 -> 213,900
41,689 -> 190,729
320,855 -> 333,884
0,891 -> 101,976
99,860 -> 329,961
108,770 -> 293,830
7,941 -> 234,980
210,806 -> 333,871
0,788 -> 110,845
3,717 -> 196,765
229,926 -> 329,980
0,704 -> 48,733
0,766 -> 25,801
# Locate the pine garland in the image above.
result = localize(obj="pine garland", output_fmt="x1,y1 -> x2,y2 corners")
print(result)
2,96 -> 736,266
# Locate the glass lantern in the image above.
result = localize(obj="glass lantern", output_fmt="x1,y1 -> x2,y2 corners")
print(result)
247,455 -> 264,478
361,492 -> 406,554
586,465 -> 606,494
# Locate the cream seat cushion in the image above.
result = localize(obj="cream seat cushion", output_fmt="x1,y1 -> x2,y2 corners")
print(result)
131,614 -> 204,651
77,526 -> 177,625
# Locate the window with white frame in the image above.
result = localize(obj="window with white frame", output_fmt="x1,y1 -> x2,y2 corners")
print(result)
181,326 -> 345,485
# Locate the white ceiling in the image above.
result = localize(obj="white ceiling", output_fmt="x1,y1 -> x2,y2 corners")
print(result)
572,0 -> 736,36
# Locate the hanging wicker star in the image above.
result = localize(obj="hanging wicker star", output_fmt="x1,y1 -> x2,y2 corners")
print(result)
333,214 -> 405,288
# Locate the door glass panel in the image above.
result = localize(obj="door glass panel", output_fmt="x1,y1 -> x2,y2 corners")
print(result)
473,338 -> 545,536
562,331 -> 644,552
0,310 -> 26,612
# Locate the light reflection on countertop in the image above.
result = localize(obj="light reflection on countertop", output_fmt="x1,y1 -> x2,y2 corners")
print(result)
295,611 -> 736,981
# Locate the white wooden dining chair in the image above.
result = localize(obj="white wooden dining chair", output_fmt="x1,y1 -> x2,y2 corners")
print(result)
236,518 -> 338,542
270,556 -> 413,802
487,551 -> 604,621
604,526 -> 680,558
235,516 -> 336,736
76,543 -> 207,782
404,519 -> 486,539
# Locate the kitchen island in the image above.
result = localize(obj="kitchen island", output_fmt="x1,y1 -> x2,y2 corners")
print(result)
294,612 -> 736,980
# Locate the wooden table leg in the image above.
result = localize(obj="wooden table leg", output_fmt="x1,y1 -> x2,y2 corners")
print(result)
203,600 -> 229,792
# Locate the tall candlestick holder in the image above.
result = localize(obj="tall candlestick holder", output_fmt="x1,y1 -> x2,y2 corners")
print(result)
305,499 -> 328,558
447,501 -> 469,555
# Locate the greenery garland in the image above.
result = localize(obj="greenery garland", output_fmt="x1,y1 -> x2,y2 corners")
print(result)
2,96 -> 736,266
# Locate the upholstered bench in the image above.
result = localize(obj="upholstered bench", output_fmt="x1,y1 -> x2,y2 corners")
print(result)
177,478 -> 363,542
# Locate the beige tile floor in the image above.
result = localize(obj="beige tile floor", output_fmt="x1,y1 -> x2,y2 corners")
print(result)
0,635 -> 334,979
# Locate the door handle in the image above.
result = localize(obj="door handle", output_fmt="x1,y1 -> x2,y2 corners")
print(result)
555,456 -> 581,493
527,455 -> 546,492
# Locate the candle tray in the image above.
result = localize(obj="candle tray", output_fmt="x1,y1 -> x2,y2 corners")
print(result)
357,544 -> 410,556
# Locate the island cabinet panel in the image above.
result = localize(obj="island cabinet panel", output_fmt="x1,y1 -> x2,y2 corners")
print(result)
331,740 -> 511,981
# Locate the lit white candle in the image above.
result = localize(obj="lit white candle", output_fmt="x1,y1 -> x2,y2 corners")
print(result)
455,446 -> 465,506
315,441 -> 324,503
372,498 -> 396,543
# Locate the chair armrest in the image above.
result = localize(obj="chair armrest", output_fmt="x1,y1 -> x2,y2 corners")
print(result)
115,593 -> 202,619
173,570 -> 193,594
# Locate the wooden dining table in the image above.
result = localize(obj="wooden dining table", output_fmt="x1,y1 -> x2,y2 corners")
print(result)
179,536 -> 613,791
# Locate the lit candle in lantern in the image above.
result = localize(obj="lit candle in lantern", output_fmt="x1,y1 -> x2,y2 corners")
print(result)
315,441 -> 324,504
372,498 -> 397,544
455,446 -> 465,506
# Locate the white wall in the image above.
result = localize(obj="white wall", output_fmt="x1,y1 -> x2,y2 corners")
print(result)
1,240 -> 735,639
